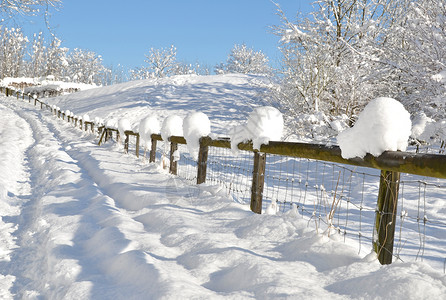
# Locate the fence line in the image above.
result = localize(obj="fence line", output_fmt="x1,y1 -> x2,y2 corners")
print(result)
3,86 -> 446,268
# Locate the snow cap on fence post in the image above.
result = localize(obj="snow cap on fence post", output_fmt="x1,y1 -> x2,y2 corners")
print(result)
118,118 -> 132,137
82,114 -> 90,122
139,115 -> 161,149
337,97 -> 412,159
161,115 -> 183,171
105,118 -> 118,129
161,115 -> 183,142
229,106 -> 284,153
183,111 -> 211,161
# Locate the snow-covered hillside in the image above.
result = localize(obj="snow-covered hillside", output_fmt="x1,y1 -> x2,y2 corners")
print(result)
1,74 -> 446,299
45,74 -> 273,137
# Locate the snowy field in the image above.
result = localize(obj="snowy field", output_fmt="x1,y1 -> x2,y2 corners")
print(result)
1,74 -> 446,299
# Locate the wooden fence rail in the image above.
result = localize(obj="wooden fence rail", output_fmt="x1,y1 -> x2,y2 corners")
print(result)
3,86 -> 446,265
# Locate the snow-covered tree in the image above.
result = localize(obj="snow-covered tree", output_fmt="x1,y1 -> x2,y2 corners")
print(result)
0,27 -> 28,78
129,66 -> 151,81
214,62 -> 226,75
28,32 -> 46,77
103,64 -> 126,85
0,0 -> 61,19
66,48 -> 107,85
45,36 -> 68,78
273,0 -> 403,117
225,44 -> 271,75
274,0 -> 446,122
382,0 -> 446,119
131,45 -> 209,79
144,45 -> 177,78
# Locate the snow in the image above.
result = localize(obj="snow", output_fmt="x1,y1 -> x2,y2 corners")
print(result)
229,106 -> 284,152
182,111 -> 211,160
105,118 -> 118,129
337,97 -> 412,159
0,77 -> 35,86
161,115 -> 183,142
117,118 -> 132,137
0,75 -> 445,299
139,115 -> 161,149
411,112 -> 446,142
82,114 -> 90,122
432,70 -> 446,83
0,77 -> 97,94
94,117 -> 104,126
411,112 -> 435,140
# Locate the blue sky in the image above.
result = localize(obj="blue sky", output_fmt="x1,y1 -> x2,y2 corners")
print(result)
22,0 -> 313,71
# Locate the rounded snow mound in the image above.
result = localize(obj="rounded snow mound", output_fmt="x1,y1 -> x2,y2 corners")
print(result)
183,112 -> 211,160
229,106 -> 284,152
337,97 -> 412,159
161,115 -> 183,142
139,115 -> 161,148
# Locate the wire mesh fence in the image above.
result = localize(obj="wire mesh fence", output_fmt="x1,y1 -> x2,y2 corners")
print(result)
171,146 -> 446,271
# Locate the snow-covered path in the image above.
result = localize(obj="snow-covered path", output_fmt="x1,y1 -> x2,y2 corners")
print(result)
1,95 -> 446,299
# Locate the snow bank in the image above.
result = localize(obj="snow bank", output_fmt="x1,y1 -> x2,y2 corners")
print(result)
229,106 -> 283,152
161,115 -> 183,142
139,115 -> 161,148
0,77 -> 36,87
183,112 -> 211,160
42,74 -> 271,137
337,97 -> 412,159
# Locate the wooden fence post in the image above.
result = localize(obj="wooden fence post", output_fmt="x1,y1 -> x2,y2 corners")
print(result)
374,170 -> 400,265
135,133 -> 140,158
105,128 -> 111,142
149,137 -> 157,163
169,140 -> 178,175
250,151 -> 266,214
197,137 -> 210,184
124,133 -> 129,154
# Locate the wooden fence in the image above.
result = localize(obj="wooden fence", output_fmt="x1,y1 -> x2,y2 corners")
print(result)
3,86 -> 446,266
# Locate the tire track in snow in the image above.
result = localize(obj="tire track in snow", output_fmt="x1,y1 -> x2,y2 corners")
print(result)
0,98 -> 183,299
33,101 -> 218,298
0,98 -> 91,298
0,98 -> 35,299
